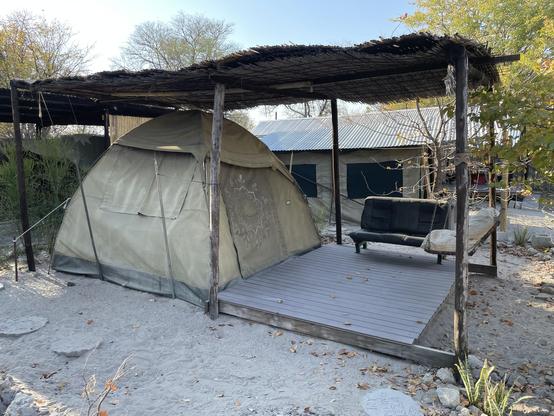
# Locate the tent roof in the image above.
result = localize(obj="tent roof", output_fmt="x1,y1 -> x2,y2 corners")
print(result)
0,88 -> 174,126
115,110 -> 290,174
14,33 -> 511,111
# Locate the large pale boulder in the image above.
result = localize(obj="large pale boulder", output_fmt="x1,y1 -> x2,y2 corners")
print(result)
4,393 -> 42,416
0,317 -> 48,337
362,388 -> 423,416
51,336 -> 102,357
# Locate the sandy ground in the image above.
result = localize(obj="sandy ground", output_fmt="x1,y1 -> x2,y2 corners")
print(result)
0,202 -> 553,416
1,259 -> 428,416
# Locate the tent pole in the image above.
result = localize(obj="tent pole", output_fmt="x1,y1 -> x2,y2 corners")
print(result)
331,98 -> 342,245
75,162 -> 104,281
10,80 -> 36,272
209,83 -> 225,320
154,154 -> 176,299
452,46 -> 469,361
488,121 -> 497,267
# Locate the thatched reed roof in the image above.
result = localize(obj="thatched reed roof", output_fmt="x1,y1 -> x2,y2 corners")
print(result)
0,88 -> 173,126
15,33 -> 510,111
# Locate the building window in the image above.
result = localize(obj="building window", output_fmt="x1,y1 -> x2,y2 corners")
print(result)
346,161 -> 402,199
286,164 -> 318,197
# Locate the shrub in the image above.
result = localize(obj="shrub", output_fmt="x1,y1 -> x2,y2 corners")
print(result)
455,358 -> 532,416
0,139 -> 79,253
513,226 -> 529,247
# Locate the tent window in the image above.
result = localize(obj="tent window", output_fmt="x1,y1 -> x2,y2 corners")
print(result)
100,146 -> 195,219
286,164 -> 317,198
346,161 -> 403,199
139,153 -> 196,219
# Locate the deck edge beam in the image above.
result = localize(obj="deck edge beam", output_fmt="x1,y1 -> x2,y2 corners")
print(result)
220,301 -> 455,368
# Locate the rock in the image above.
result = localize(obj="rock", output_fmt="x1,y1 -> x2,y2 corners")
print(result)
361,388 -> 423,416
422,372 -> 434,384
467,355 -> 484,370
535,293 -> 553,302
437,387 -> 460,408
527,247 -> 539,255
459,408 -> 471,416
0,375 -> 17,413
539,285 -> 554,296
417,388 -> 438,404
530,234 -> 554,250
545,375 -> 554,386
4,393 -> 41,416
0,317 -> 48,337
468,405 -> 481,415
51,336 -> 102,357
437,367 -> 456,385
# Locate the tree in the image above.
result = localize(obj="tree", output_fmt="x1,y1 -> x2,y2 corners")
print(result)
397,0 -> 554,185
379,97 -> 457,198
114,12 -> 254,130
0,10 -> 91,86
0,10 -> 92,137
114,13 -> 237,70
263,100 -> 331,120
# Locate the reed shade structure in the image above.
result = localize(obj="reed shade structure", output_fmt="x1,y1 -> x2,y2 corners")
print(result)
13,34 -> 507,110
11,32 -> 517,364
0,88 -> 172,126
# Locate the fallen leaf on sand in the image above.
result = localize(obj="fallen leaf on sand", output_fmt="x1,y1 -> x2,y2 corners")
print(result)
329,385 -> 336,390
86,319 -> 94,325
338,349 -> 357,358
99,411 -> 108,416
343,321 -> 352,326
289,344 -> 297,353
272,330 -> 283,337
357,382 -> 370,390
469,289 -> 479,296
501,319 -> 514,326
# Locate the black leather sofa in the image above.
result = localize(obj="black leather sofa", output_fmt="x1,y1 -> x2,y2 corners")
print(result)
348,196 -> 449,263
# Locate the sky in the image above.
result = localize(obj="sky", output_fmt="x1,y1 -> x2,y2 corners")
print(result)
4,0 -> 416,121
5,0 -> 415,72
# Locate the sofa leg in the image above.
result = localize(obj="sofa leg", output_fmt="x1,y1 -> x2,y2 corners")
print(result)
437,254 -> 442,265
362,242 -> 367,249
355,243 -> 361,254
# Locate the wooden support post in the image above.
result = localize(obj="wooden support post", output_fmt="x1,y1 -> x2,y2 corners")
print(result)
499,129 -> 509,231
209,83 -> 225,320
488,121 -> 497,267
331,99 -> 342,245
10,81 -> 36,272
452,46 -> 469,361
13,238 -> 18,282
103,108 -> 110,143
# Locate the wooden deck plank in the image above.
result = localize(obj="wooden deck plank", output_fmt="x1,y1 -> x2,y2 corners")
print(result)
219,244 -> 455,363
234,278 -> 441,321
220,289 -> 426,339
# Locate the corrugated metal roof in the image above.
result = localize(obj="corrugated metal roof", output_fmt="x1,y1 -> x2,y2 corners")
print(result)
253,107 -> 490,151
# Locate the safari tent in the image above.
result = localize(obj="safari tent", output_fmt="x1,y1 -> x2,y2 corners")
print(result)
52,110 -> 320,305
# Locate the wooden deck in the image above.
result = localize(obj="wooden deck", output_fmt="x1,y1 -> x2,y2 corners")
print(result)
219,244 -> 456,367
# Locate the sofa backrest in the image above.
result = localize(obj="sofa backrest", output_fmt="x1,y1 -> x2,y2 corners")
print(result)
360,196 -> 449,236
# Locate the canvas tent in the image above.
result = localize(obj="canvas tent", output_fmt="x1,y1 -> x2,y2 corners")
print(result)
52,110 -> 320,305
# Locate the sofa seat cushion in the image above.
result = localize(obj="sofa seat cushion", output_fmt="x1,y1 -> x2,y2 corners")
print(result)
349,230 -> 425,247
